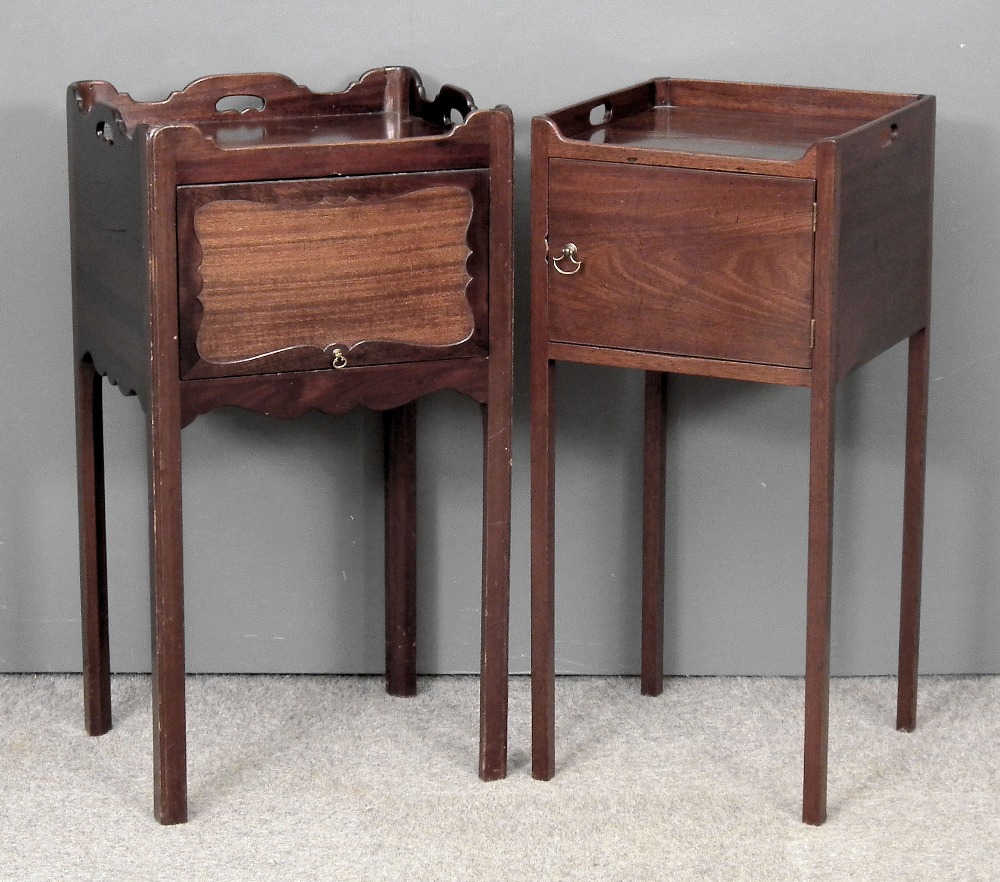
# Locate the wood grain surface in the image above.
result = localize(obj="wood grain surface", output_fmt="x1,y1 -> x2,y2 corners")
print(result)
547,158 -> 816,368
69,67 -> 514,824
176,170 -> 490,378
192,186 -> 474,360
531,80 -> 934,828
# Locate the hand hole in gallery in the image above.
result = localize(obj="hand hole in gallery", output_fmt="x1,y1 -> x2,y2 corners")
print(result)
215,94 -> 266,113
881,123 -> 899,147
589,102 -> 611,127
96,120 -> 115,144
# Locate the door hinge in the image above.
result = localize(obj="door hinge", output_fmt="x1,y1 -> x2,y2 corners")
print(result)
812,203 -> 817,233
810,319 -> 816,349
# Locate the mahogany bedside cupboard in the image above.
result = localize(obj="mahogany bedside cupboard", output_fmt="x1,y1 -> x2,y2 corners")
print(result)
529,78 -> 934,825
68,67 -> 513,824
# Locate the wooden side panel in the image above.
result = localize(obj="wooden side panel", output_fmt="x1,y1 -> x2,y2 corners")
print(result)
832,97 -> 935,379
177,170 -> 489,378
67,87 -> 152,402
547,159 -> 816,368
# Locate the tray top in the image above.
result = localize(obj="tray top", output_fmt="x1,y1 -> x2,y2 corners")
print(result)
546,78 -> 922,165
578,105 -> 875,162
70,68 -> 468,147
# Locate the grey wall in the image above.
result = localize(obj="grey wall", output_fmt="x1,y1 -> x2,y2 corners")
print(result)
1,2 -> 997,676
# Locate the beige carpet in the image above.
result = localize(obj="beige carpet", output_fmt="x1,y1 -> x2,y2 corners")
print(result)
1,674 -> 997,880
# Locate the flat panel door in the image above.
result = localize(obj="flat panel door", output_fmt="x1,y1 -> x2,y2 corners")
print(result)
547,159 -> 815,368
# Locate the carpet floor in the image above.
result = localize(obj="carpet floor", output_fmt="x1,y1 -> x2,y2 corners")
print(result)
1,674 -> 997,880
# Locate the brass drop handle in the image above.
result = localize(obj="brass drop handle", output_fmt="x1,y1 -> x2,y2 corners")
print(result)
331,348 -> 348,370
552,242 -> 582,275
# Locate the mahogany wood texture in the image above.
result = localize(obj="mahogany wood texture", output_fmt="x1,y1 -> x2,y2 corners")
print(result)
178,360 -> 490,428
145,121 -> 188,825
192,189 -> 472,357
537,78 -> 920,181
546,342 -> 811,387
478,105 -> 515,781
830,98 -> 935,379
529,118 -> 556,781
530,79 -> 935,826
177,171 -> 490,378
640,372 -> 667,697
547,159 -> 815,368
74,358 -> 111,735
576,106 -> 870,163
897,327 -> 930,732
67,88 -> 152,405
385,402 -> 418,697
68,67 -> 513,824
802,328 -> 836,827
74,68 -> 477,137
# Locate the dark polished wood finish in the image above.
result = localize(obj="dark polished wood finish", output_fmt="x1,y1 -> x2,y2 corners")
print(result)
175,170 -> 490,379
641,372 -> 668,697
547,160 -> 816,367
529,118 -> 557,781
530,78 -> 935,824
68,68 -> 513,823
477,106 -> 514,777
74,358 -> 112,735
897,327 -> 930,732
384,402 -> 418,697
802,351 -> 836,826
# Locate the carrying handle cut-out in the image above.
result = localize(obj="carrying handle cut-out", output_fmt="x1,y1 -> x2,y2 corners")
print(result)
214,94 -> 266,113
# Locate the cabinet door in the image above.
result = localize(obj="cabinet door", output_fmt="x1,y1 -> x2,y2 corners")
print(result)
177,169 -> 488,379
547,159 -> 815,368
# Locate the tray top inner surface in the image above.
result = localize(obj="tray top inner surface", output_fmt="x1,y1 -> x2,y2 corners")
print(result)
577,105 -> 875,161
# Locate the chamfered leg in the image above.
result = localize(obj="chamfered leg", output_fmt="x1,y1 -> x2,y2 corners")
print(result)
803,371 -> 835,826
147,393 -> 187,825
641,371 -> 668,697
479,397 -> 512,780
75,357 -> 112,735
531,359 -> 556,780
897,326 -> 929,731
384,402 -> 418,698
